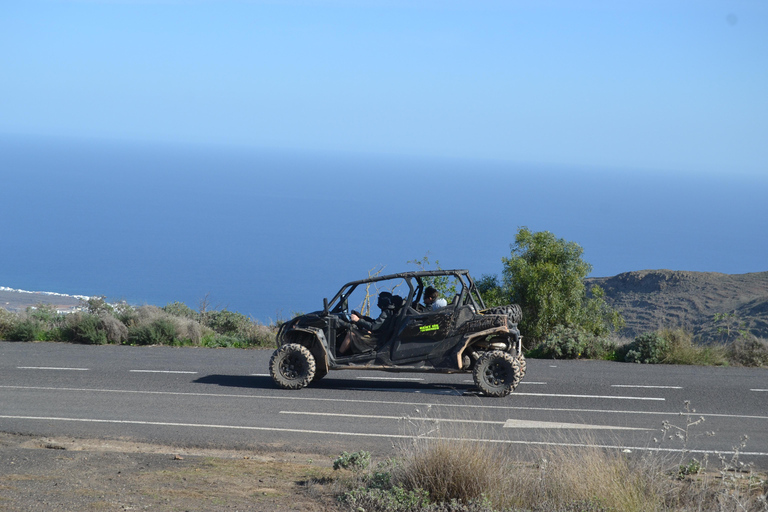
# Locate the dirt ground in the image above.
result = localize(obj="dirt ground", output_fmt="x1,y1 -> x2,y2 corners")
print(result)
0,432 -> 341,511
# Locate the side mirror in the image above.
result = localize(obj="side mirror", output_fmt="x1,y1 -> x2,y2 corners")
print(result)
322,298 -> 329,316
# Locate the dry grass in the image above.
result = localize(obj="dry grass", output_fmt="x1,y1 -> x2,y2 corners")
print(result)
660,328 -> 729,366
337,406 -> 768,512
397,436 -> 514,507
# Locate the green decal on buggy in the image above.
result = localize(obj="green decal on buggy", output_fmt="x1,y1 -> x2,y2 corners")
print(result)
419,324 -> 440,333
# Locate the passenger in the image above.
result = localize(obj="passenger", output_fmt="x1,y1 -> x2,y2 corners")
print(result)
432,297 -> 448,309
414,286 -> 439,312
338,292 -> 397,355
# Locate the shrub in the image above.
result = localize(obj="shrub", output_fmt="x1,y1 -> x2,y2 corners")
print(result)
113,302 -> 137,324
28,303 -> 59,324
7,319 -> 42,342
624,332 -> 671,363
728,336 -> 768,367
162,301 -> 199,321
65,312 -> 108,345
396,437 -> 512,506
536,324 -> 617,359
206,309 -> 249,335
200,333 -> 242,348
238,321 -> 276,347
0,308 -> 18,338
128,318 -> 177,345
80,295 -> 114,315
169,315 -> 202,344
100,313 -> 129,344
661,328 -> 728,366
334,451 -> 372,471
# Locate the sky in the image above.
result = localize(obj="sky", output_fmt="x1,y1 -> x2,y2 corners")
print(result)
1,1 -> 767,319
2,0 -> 767,175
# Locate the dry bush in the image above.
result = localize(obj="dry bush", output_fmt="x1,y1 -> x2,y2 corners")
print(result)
238,321 -> 276,347
338,403 -> 768,512
130,305 -> 200,343
169,315 -> 202,344
0,307 -> 18,338
513,441 -> 677,512
133,305 -> 165,323
99,313 -> 128,343
396,436 -> 514,507
728,336 -> 768,367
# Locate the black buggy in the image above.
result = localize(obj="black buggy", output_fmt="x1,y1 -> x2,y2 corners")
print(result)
269,269 -> 526,396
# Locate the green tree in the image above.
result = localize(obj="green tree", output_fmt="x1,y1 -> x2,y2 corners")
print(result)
502,227 -> 623,343
475,274 -> 505,308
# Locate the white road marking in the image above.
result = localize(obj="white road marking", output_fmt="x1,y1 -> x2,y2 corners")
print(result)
16,367 -> 89,371
3,385 -> 766,421
279,411 -> 652,431
251,373 -> 270,377
1,414 -> 765,458
513,392 -> 664,401
463,380 -> 547,385
279,411 -> 505,425
129,370 -> 198,374
612,385 -> 682,389
356,377 -> 425,381
752,389 -> 768,392
503,419 -> 652,431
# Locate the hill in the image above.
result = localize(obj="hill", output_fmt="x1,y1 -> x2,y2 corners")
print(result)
585,270 -> 768,342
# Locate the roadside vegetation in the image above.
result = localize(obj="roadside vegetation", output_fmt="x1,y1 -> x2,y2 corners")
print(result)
466,227 -> 768,368
2,226 -> 766,367
328,405 -> 767,512
0,296 -> 276,348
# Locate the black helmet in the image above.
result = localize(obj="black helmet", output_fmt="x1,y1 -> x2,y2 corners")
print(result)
377,292 -> 394,310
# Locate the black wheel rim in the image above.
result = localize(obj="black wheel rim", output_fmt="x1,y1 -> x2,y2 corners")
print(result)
280,353 -> 304,380
484,361 -> 509,388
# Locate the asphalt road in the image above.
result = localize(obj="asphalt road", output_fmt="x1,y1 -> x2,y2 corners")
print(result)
1,341 -> 766,469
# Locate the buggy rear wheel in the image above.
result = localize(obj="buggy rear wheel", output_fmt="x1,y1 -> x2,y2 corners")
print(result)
517,353 -> 527,378
269,343 -> 316,390
473,350 -> 521,397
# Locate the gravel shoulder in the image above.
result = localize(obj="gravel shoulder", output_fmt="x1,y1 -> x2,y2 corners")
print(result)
0,432 -> 339,511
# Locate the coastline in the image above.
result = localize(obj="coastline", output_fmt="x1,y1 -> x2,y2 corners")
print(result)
0,286 -> 90,313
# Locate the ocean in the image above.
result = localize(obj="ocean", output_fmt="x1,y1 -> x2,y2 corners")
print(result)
2,134 -> 767,323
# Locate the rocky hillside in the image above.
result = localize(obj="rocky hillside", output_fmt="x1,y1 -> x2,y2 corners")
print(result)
586,270 -> 768,342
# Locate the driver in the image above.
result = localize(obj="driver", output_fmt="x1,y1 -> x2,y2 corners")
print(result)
338,292 -> 397,355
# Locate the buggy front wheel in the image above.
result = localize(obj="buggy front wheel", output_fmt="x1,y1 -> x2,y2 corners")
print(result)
269,343 -> 316,390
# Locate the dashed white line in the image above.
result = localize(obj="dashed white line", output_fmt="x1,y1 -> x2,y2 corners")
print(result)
752,389 -> 768,392
129,370 -> 198,374
463,380 -> 546,385
356,376 -> 425,381
513,392 -> 664,401
16,367 -> 89,371
612,385 -> 682,389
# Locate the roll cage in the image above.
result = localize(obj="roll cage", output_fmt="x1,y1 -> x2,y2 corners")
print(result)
322,269 -> 486,318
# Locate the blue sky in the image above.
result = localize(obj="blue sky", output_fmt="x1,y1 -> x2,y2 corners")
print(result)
2,0 -> 767,175
2,1 -> 767,318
